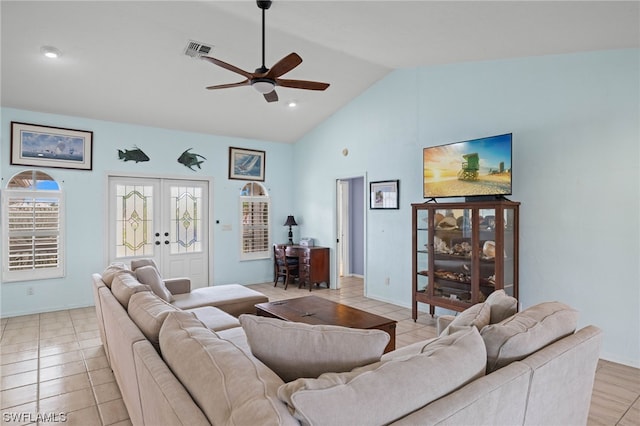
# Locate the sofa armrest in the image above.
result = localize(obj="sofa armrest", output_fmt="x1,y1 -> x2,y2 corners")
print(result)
436,315 -> 455,336
163,278 -> 191,295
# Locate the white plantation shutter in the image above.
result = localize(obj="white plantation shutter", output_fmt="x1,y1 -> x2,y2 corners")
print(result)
239,183 -> 271,260
2,171 -> 65,281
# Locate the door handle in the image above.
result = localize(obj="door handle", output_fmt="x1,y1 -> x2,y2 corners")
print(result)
164,240 -> 170,245
155,241 -> 160,246
164,232 -> 169,237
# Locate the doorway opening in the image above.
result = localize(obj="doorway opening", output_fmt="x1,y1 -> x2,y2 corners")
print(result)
336,176 -> 365,292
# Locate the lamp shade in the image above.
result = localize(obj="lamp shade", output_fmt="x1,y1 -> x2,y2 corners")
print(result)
284,215 -> 298,227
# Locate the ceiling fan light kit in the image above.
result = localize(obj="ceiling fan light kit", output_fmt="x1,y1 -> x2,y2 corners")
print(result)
201,0 -> 329,103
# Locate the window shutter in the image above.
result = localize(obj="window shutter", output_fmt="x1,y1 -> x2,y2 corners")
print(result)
3,189 -> 64,281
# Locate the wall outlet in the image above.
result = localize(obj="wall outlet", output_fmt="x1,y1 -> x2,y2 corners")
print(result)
27,287 -> 34,296
384,277 -> 390,286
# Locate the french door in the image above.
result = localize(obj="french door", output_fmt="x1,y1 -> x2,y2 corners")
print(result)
107,176 -> 210,288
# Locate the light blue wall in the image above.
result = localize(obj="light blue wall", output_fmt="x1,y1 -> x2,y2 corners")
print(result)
293,49 -> 639,367
1,109 -> 294,316
1,49 -> 638,367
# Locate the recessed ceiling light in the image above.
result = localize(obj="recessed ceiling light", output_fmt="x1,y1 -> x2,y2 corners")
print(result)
287,101 -> 297,108
40,46 -> 62,59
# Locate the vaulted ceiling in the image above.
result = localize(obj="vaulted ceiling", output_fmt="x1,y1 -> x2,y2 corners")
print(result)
2,1 -> 638,143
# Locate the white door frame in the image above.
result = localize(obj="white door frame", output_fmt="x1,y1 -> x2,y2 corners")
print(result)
105,172 -> 214,286
336,179 -> 350,279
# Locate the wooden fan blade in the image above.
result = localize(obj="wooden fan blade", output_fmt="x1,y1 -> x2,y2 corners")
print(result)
201,56 -> 253,79
263,90 -> 279,103
264,53 -> 302,79
276,78 -> 330,91
206,80 -> 250,90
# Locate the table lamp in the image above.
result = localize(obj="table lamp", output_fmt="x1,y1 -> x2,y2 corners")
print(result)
284,215 -> 297,245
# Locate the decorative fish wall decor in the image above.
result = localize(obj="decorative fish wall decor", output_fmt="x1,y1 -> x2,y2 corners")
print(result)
118,147 -> 150,163
178,148 -> 206,171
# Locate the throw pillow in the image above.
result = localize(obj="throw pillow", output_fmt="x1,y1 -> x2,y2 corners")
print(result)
101,262 -> 134,288
481,301 -> 578,373
485,289 -> 518,324
159,311 -> 298,426
135,265 -> 174,303
239,314 -> 390,382
278,327 -> 486,426
440,302 -> 491,336
130,258 -> 159,272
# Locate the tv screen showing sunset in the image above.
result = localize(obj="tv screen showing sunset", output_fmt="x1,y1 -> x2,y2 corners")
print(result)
423,133 -> 512,198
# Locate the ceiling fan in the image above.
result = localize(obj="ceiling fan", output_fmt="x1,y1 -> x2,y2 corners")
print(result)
201,0 -> 329,103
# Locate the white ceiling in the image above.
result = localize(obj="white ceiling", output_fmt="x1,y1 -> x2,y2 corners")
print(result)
2,1 -> 638,143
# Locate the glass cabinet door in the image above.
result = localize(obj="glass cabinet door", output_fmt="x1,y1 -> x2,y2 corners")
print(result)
432,208 -> 473,304
415,208 -> 429,294
478,208 -> 498,302
502,207 -> 517,298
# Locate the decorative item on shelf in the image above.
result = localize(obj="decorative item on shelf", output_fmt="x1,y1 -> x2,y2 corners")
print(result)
284,215 -> 297,245
177,148 -> 206,171
118,146 -> 149,163
299,237 -> 314,247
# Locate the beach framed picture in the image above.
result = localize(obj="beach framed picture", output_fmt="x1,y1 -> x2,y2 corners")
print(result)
370,180 -> 399,209
10,122 -> 93,170
228,147 -> 265,181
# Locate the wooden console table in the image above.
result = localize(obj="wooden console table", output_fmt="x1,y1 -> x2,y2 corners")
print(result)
285,245 -> 330,291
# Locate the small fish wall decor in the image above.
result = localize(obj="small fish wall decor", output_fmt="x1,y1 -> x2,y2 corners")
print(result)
178,148 -> 206,171
118,146 -> 150,163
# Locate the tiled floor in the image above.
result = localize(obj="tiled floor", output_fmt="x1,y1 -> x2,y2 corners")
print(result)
1,276 -> 638,425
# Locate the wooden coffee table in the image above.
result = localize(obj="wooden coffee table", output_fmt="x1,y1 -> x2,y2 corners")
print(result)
255,295 -> 396,353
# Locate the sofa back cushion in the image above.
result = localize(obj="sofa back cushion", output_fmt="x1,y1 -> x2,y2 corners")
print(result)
111,273 -> 152,309
128,291 -> 178,350
485,289 -> 518,324
239,314 -> 390,382
101,263 -> 134,288
278,327 -> 486,426
159,311 -> 298,426
441,302 -> 491,336
135,265 -> 174,303
481,301 -> 578,373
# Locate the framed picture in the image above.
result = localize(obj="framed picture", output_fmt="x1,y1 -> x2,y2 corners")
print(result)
228,147 -> 265,181
370,180 -> 399,209
10,122 -> 93,170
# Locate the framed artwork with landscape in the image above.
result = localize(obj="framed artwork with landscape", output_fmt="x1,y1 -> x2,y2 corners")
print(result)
228,147 -> 265,181
10,122 -> 93,170
370,180 -> 399,209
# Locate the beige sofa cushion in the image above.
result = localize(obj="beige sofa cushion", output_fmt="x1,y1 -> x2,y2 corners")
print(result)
101,263 -> 134,288
481,301 -> 578,373
278,327 -> 486,426
239,314 -> 390,382
111,273 -> 152,309
159,311 -> 298,426
130,258 -> 159,272
135,265 -> 174,303
485,289 -> 518,323
441,302 -> 491,336
128,291 -> 178,350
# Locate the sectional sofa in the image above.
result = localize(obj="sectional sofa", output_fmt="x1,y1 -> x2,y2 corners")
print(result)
92,262 -> 602,425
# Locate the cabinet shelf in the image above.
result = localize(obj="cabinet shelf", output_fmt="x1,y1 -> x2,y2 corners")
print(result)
412,200 -> 519,320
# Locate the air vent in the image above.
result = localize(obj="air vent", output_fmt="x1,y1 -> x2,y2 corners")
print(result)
184,40 -> 213,58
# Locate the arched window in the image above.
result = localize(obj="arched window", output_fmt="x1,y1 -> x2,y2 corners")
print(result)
2,170 -> 65,281
239,182 -> 271,260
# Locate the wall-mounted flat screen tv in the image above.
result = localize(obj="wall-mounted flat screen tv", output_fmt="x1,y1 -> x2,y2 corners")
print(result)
423,133 -> 512,199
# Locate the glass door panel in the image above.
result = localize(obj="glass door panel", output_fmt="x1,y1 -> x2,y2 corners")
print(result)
433,208 -> 472,304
